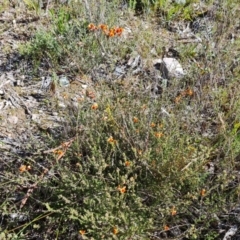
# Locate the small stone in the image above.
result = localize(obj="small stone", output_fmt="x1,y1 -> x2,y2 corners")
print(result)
41,76 -> 52,89
59,76 -> 70,87
31,114 -> 41,123
10,213 -> 18,220
58,102 -> 66,108
17,80 -> 24,86
81,84 -> 88,89
114,66 -> 125,76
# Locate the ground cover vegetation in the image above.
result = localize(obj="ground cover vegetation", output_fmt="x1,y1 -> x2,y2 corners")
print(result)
1,0 -> 240,239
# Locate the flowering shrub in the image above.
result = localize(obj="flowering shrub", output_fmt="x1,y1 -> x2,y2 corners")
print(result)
88,23 -> 124,37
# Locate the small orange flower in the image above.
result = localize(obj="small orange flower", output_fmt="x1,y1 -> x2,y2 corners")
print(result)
53,149 -> 65,160
114,27 -> 124,36
88,23 -> 97,31
154,132 -> 164,138
99,24 -> 108,31
91,103 -> 98,110
133,117 -> 139,123
113,226 -> 118,235
171,206 -> 177,216
175,95 -> 182,104
53,149 -> 64,156
185,88 -> 194,96
107,28 -> 115,37
19,165 -> 27,173
125,161 -> 131,167
164,225 -> 170,231
150,122 -> 156,128
200,188 -> 206,197
79,230 -> 86,235
107,136 -> 117,144
117,186 -> 126,193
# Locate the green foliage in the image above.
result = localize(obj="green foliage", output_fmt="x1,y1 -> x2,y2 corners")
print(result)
23,0 -> 42,14
19,30 -> 61,65
49,8 -> 71,35
1,79 -> 238,238
19,2 -> 126,71
0,0 -> 9,13
127,0 -> 199,20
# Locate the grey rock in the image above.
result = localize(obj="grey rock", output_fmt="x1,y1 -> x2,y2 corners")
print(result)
153,57 -> 185,79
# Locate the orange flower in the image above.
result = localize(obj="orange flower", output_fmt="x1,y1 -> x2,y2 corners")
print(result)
19,165 -> 27,173
175,95 -> 182,104
171,206 -> 177,216
99,24 -> 108,31
150,122 -> 156,128
53,149 -> 64,156
200,188 -> 206,197
88,23 -> 97,31
114,27 -> 124,36
79,230 -> 86,235
91,103 -> 98,110
125,161 -> 131,167
19,165 -> 31,173
107,28 -> 115,37
113,226 -> 118,235
133,117 -> 139,123
185,88 -> 194,96
107,136 -> 117,144
179,88 -> 194,98
53,149 -> 65,160
164,225 -> 170,231
154,132 -> 164,138
117,186 -> 126,193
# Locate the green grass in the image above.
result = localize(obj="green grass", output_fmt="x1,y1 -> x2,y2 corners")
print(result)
1,0 -> 240,239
